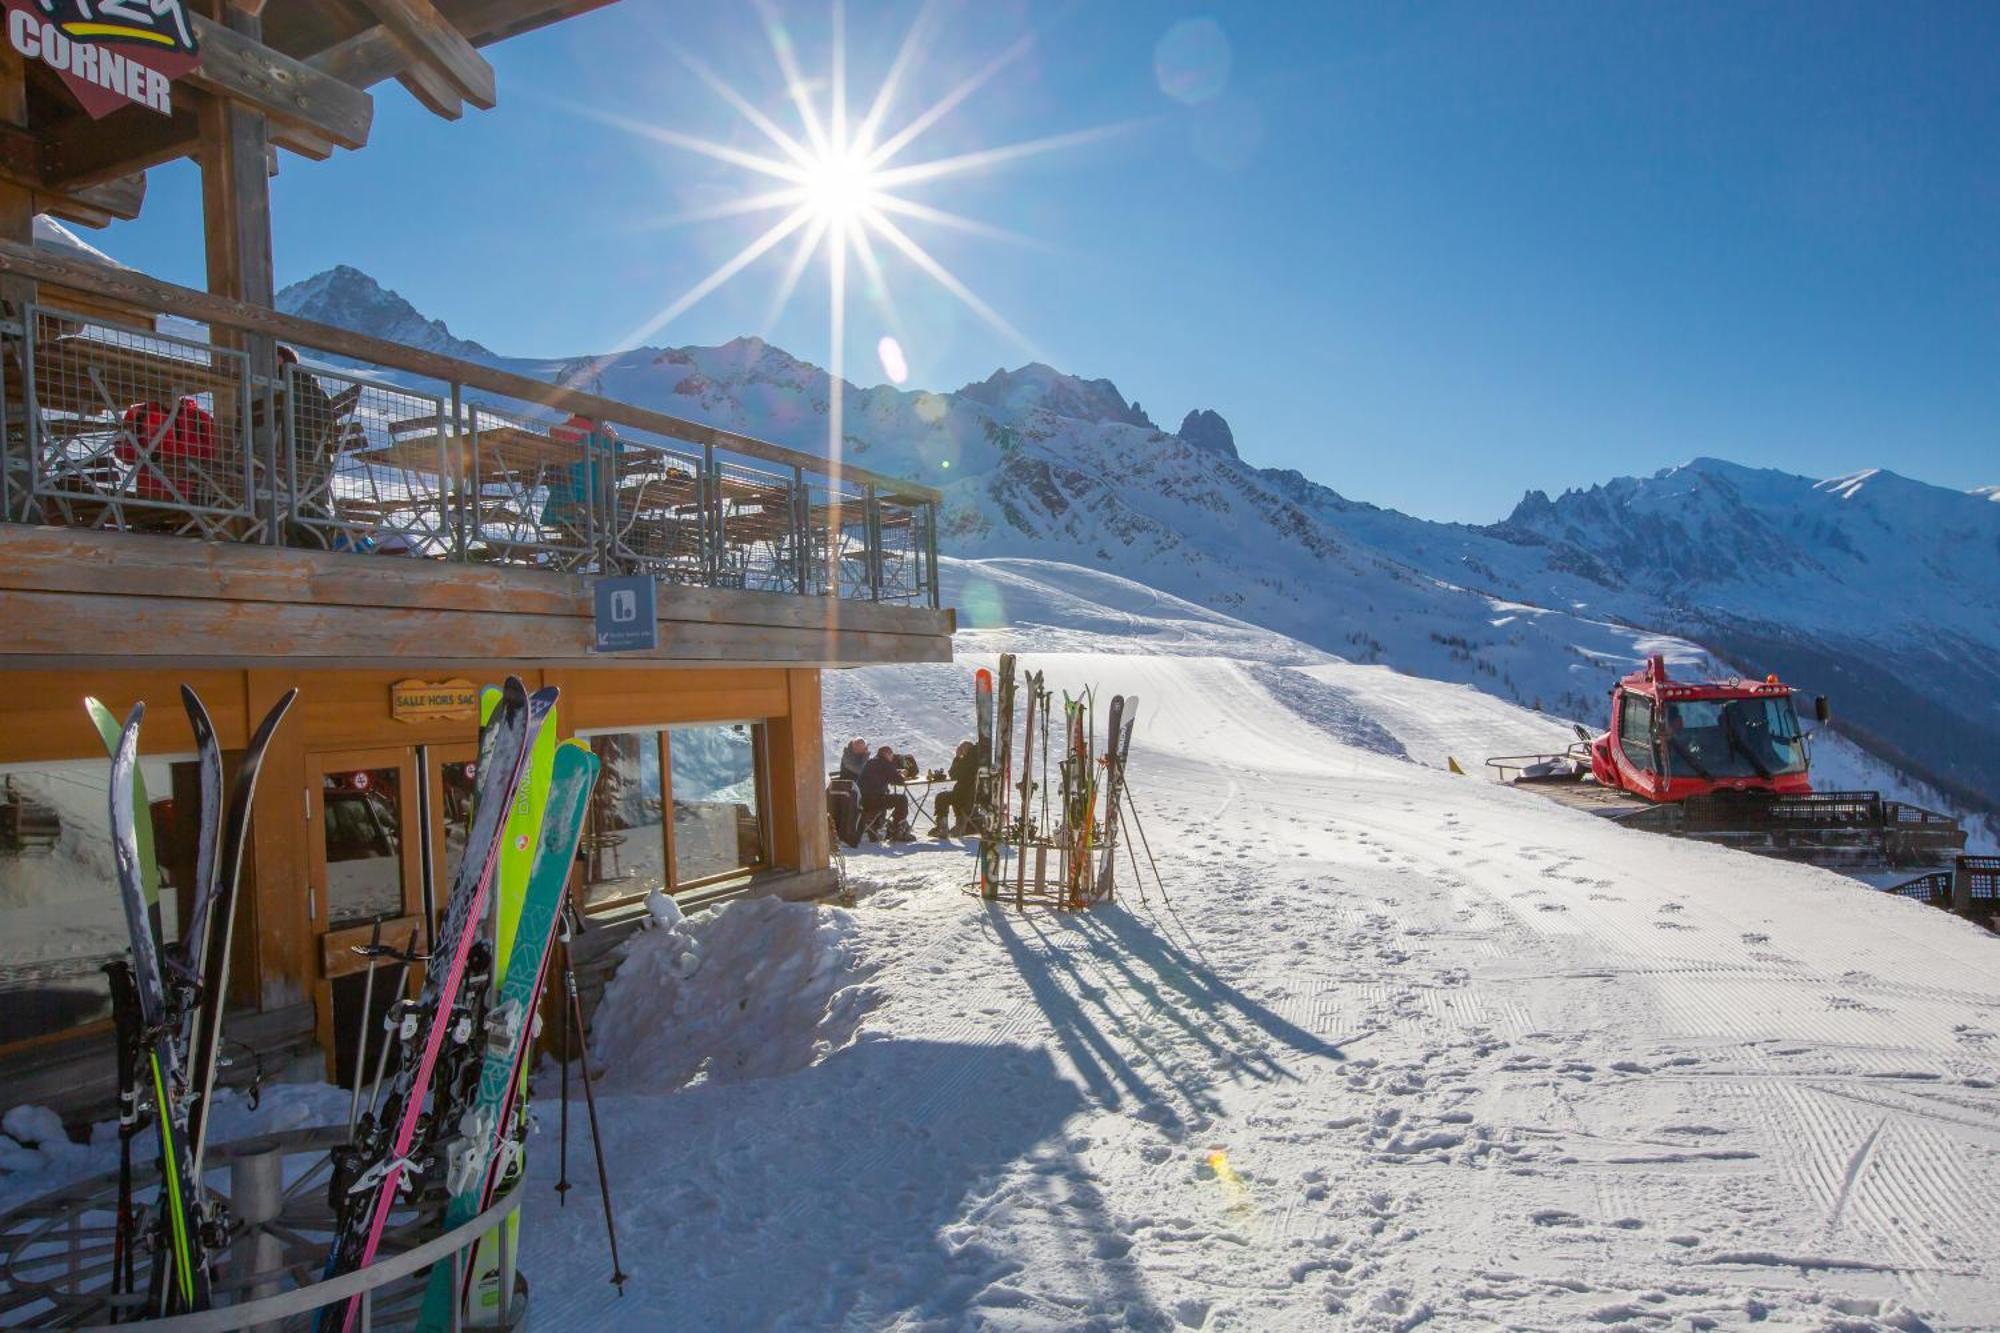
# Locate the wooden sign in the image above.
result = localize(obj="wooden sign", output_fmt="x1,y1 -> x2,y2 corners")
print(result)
3,1 -> 199,119
391,679 -> 480,724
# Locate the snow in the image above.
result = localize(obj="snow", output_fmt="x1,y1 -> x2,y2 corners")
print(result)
4,557 -> 1994,1329
512,558 -> 2000,1330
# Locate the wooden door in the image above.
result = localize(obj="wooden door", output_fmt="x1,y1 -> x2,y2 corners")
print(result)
308,747 -> 425,1084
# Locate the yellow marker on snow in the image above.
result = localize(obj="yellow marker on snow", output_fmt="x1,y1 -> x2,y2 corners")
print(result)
1447,756 -> 1466,775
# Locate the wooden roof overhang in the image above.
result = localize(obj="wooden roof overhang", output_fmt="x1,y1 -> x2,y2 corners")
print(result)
3,0 -> 616,228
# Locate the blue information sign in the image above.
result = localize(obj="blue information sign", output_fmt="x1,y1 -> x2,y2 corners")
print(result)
592,575 -> 658,653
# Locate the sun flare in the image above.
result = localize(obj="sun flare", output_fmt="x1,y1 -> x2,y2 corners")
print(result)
564,2 -> 1133,467
800,147 -> 879,225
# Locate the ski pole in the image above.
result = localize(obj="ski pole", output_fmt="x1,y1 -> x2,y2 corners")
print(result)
364,931 -> 421,1123
1119,802 -> 1149,907
554,902 -> 579,1205
1121,779 -> 1171,907
347,920 -> 384,1133
565,957 -> 628,1293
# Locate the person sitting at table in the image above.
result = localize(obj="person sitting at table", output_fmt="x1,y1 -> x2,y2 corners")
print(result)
117,396 -> 218,504
277,345 -> 342,539
838,737 -> 870,784
540,414 -> 622,537
929,740 -> 981,838
857,745 -> 916,844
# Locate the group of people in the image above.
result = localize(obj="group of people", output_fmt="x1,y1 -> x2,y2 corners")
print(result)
838,737 -> 983,843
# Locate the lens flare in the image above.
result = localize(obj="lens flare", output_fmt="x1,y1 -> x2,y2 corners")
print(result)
877,334 -> 909,384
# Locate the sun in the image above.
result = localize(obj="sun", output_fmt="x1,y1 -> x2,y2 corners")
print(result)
800,147 -> 878,226
563,3 -> 1133,464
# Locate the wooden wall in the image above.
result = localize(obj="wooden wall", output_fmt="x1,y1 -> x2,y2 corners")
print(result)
0,662 -> 827,1027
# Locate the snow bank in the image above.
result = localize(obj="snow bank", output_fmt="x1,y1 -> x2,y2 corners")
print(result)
587,892 -> 876,1094
0,1082 -> 347,1212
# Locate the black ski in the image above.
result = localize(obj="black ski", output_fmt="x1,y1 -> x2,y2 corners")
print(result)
185,689 -> 297,1180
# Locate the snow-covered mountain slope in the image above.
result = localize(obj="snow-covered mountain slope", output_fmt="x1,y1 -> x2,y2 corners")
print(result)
520,556 -> 2000,1330
274,266 -> 1998,830
276,266 -> 494,361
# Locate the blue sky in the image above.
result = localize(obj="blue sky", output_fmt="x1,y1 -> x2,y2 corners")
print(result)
106,1 -> 1997,523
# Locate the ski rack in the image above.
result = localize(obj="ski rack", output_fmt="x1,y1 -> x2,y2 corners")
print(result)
0,1126 -> 528,1330
968,660 -> 1136,912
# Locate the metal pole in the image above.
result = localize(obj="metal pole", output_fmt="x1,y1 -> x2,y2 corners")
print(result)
865,485 -> 882,601
366,931 -> 420,1120
347,920 -> 382,1132
792,465 -> 807,594
227,1140 -> 285,1333
496,1211 -> 516,1329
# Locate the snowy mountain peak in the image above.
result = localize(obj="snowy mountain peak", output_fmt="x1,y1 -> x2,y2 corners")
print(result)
276,265 -> 493,361
1177,408 -> 1238,460
956,362 -> 1155,430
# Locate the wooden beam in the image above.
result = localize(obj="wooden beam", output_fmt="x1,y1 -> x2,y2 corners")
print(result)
42,101 -> 201,191
199,7 -> 275,310
395,64 -> 465,121
359,0 -> 496,110
186,12 -> 373,151
0,239 -> 949,503
68,174 -> 147,220
0,526 -> 956,639
309,2 -> 614,94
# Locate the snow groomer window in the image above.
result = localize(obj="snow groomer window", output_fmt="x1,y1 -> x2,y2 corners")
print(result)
1618,695 -> 1654,769
667,723 -> 767,887
578,730 -> 667,915
0,755 -> 197,1048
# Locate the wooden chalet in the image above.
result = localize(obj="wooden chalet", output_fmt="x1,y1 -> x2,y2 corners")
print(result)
0,2 -> 954,1110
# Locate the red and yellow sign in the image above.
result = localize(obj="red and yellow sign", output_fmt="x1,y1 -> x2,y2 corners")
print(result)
3,1 -> 199,119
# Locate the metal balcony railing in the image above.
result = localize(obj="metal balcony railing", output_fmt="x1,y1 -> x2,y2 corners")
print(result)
0,244 -> 943,610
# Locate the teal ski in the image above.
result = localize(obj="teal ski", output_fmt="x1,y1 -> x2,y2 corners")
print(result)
414,739 -> 600,1333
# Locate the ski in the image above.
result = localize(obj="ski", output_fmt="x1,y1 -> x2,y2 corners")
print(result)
104,959 -> 144,1310
176,688 -> 223,987
1015,672 -> 1040,907
996,652 -> 1017,847
319,679 -> 554,1333
974,667 -> 998,898
185,689 -> 297,1181
109,706 -> 209,1314
1095,697 -> 1137,901
85,698 -> 166,964
415,740 -> 599,1333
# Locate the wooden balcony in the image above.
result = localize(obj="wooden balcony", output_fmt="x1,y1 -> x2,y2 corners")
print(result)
0,241 -> 953,668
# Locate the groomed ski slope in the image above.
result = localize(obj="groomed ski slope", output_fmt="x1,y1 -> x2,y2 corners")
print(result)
516,559 -> 2000,1332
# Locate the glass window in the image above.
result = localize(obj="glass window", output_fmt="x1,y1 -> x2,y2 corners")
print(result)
0,755 -> 195,1048
322,767 -> 404,928
581,731 -> 665,911
1618,695 -> 1654,770
438,757 -> 477,889
1663,697 -> 1808,779
668,723 -> 765,885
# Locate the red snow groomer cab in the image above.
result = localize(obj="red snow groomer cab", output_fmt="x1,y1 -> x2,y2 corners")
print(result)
1489,656 -> 1965,872
1587,656 -> 1815,803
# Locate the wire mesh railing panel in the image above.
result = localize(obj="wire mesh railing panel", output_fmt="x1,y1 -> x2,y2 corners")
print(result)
0,278 -> 945,621
285,363 -> 452,558
22,307 -> 259,541
717,455 -> 796,594
798,478 -> 863,599
463,405 -> 598,571
601,427 -> 707,584
874,496 -> 926,604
